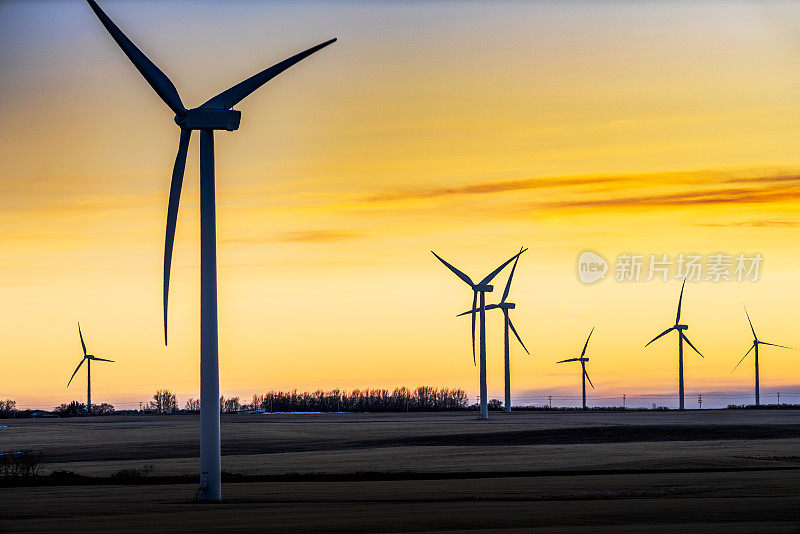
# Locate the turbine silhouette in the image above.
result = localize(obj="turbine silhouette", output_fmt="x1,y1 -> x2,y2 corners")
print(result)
557,327 -> 594,410
645,279 -> 704,410
67,322 -> 114,415
457,248 -> 530,413
87,0 -> 335,500
432,249 -> 527,419
732,306 -> 795,406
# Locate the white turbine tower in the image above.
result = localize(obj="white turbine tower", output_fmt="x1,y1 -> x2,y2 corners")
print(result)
457,248 -> 530,412
87,0 -> 336,500
733,306 -> 795,407
67,322 -> 114,415
557,328 -> 594,410
432,249 -> 527,419
645,279 -> 704,410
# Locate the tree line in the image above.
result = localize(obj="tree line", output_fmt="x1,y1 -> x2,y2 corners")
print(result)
243,386 -> 470,412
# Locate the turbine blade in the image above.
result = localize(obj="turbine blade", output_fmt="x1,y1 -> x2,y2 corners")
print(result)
744,305 -> 757,340
479,248 -> 527,286
431,251 -> 475,287
759,341 -> 794,350
456,304 -> 499,317
731,343 -> 755,373
675,278 -> 686,324
645,326 -> 674,347
557,358 -> 581,364
507,315 -> 530,355
682,333 -> 704,358
67,358 -> 86,387
87,0 -> 186,116
201,38 -> 337,110
584,368 -> 595,389
78,321 -> 87,357
471,291 -> 477,366
163,128 -> 191,346
91,357 -> 114,363
501,247 -> 524,303
580,327 -> 594,357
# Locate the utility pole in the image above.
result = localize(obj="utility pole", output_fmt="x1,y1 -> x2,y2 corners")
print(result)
622,394 -> 627,409
698,394 -> 703,410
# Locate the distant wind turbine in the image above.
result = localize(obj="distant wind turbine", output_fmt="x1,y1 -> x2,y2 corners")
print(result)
67,322 -> 114,415
733,306 -> 795,406
458,248 -> 530,413
432,249 -> 527,419
557,328 -> 594,410
645,279 -> 704,410
87,0 -> 335,501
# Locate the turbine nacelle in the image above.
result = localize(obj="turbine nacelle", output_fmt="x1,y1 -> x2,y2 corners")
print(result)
675,324 -> 688,331
498,302 -> 515,310
474,284 -> 493,292
175,108 -> 241,131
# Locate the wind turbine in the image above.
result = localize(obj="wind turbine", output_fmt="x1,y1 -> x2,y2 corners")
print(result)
432,249 -> 527,419
557,328 -> 594,410
645,279 -> 704,410
457,248 -> 530,413
733,306 -> 795,407
87,0 -> 336,501
67,322 -> 114,415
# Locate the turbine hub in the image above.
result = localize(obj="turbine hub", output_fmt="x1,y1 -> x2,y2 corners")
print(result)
499,302 -> 515,309
474,284 -> 494,292
174,108 -> 241,131
676,324 -> 688,330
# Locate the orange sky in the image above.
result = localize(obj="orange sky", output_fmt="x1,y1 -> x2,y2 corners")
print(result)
3,1 -> 800,409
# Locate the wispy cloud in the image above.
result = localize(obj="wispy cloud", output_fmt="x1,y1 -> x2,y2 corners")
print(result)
364,175 -> 631,203
538,181 -> 800,212
223,230 -> 365,245
360,170 -> 800,214
696,219 -> 800,228
277,230 -> 365,243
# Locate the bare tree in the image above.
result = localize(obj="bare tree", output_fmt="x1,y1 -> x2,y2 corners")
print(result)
0,399 -> 16,417
185,398 -> 200,412
219,396 -> 240,414
150,389 -> 177,414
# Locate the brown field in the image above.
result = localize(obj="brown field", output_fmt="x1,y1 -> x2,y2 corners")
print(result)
1,410 -> 799,532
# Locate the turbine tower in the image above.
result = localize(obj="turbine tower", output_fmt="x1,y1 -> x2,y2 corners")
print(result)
457,248 -> 530,413
645,279 -> 704,410
557,328 -> 594,410
87,0 -> 335,501
432,249 -> 527,419
67,322 -> 114,415
733,306 -> 794,406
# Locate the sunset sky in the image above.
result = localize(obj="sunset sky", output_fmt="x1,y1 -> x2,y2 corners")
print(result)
3,0 -> 800,409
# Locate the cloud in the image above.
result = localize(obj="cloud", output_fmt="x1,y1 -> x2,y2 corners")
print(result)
538,180 -> 800,211
224,230 -> 365,245
364,175 -> 631,203
360,170 -> 800,216
277,230 -> 365,243
696,219 -> 800,228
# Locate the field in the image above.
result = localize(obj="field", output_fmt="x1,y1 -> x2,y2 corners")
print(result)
1,410 -> 800,532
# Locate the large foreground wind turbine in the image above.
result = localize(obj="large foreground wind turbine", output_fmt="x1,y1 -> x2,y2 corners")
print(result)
87,0 -> 335,500
432,249 -> 527,419
67,322 -> 114,415
645,280 -> 704,410
733,306 -> 795,406
557,328 -> 594,409
458,248 -> 530,413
